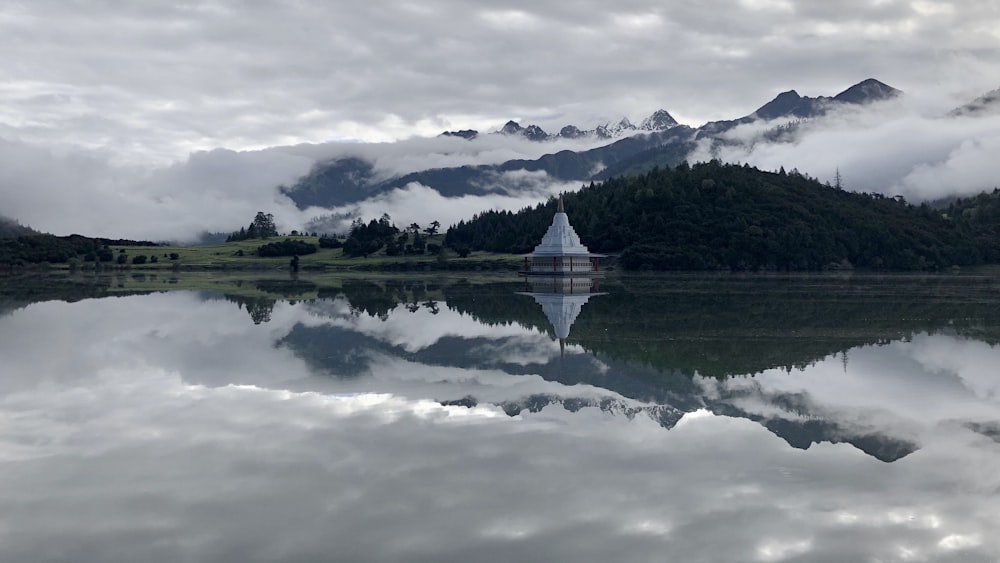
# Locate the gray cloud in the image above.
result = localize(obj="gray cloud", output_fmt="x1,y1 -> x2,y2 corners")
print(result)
1,0 -> 997,159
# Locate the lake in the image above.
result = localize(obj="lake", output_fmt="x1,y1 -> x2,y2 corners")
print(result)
2,272 -> 1000,562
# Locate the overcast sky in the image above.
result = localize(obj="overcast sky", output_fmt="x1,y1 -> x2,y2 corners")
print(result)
1,0 -> 999,238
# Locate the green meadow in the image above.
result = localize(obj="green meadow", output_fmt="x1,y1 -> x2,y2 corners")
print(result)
102,235 -> 524,273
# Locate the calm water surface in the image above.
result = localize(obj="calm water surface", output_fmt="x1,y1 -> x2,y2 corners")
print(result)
2,273 -> 1000,562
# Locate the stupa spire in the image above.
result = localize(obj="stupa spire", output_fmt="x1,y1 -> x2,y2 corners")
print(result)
558,195 -> 564,213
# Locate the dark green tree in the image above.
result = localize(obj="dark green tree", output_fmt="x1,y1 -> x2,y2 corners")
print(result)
342,215 -> 399,257
251,212 -> 278,238
257,239 -> 317,257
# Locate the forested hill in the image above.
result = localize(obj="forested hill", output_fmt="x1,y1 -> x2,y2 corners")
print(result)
0,215 -> 37,239
444,161 -> 1000,271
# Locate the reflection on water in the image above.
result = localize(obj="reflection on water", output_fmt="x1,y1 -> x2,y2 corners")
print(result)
2,273 -> 1000,561
517,276 -> 606,354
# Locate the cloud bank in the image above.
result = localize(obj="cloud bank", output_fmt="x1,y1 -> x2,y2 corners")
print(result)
688,99 -> 1000,201
0,134 -> 590,240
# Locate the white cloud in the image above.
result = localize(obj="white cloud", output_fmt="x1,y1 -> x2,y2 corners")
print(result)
311,299 -> 548,354
690,100 -> 1000,200
729,333 -> 1000,432
308,131 -> 609,179
0,140 -> 314,241
305,174 -> 579,235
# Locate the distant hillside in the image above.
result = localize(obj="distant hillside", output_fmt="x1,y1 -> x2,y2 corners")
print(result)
950,87 -> 1000,117
1,234 -> 159,267
0,215 -> 38,238
287,127 -> 696,209
444,161 -> 996,271
945,188 -> 1000,247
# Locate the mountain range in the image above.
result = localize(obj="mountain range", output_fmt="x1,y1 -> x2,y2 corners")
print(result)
283,79 -> 993,219
442,108 -> 681,142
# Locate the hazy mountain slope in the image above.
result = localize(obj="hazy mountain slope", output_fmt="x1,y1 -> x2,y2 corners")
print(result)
698,78 -> 900,138
284,126 -> 696,208
950,87 -> 1000,117
280,157 -> 378,210
0,215 -> 38,238
832,78 -> 901,104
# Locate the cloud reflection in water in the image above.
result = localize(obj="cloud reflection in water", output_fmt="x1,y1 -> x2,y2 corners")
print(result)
0,291 -> 998,561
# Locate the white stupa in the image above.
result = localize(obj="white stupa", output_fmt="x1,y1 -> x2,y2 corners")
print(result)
520,196 -> 604,275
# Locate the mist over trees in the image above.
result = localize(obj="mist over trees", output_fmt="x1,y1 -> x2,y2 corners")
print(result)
445,161 -> 998,271
0,215 -> 37,239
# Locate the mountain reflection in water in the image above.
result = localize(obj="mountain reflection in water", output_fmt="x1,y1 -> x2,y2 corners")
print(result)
2,273 -> 1000,561
283,276 -> 944,462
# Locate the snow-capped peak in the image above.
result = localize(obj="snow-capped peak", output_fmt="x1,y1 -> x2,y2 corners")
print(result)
596,117 -> 636,138
639,109 -> 679,131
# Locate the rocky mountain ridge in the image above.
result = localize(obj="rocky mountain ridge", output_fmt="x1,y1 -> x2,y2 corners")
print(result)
440,108 -> 681,142
697,78 -> 901,137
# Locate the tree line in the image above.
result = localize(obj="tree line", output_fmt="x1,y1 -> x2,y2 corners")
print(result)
444,161 -> 999,271
340,215 -> 442,258
0,234 -> 159,267
226,212 -> 278,241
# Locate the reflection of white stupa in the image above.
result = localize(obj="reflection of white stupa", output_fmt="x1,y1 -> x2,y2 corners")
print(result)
518,277 -> 605,354
520,196 -> 604,275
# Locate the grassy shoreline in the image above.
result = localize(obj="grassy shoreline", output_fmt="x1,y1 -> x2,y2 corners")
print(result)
10,235 -> 527,273
9,233 -> 1000,276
